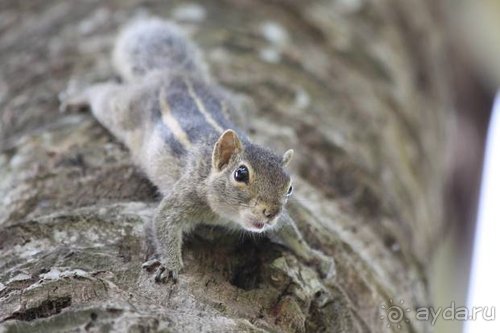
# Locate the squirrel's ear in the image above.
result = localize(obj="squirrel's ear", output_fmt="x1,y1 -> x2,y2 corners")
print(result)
282,149 -> 294,166
212,129 -> 242,171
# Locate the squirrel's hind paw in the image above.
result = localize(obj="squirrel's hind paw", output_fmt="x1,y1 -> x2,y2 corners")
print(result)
58,79 -> 90,113
58,91 -> 90,113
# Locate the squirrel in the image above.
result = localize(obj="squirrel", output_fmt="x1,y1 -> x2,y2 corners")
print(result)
62,18 -> 335,283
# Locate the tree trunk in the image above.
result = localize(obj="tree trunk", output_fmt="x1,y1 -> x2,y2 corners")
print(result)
0,1 -> 453,332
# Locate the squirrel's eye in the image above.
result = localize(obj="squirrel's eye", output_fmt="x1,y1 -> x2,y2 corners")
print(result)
287,185 -> 293,196
234,165 -> 249,183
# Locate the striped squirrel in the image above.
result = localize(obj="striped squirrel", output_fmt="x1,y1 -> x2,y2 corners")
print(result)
62,18 -> 335,283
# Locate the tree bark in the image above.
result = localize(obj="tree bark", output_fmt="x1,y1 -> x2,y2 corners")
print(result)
0,1 -> 453,332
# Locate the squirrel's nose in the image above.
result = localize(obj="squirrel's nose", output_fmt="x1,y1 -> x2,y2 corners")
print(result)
263,207 -> 280,219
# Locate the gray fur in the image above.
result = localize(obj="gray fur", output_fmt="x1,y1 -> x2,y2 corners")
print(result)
64,18 -> 335,282
113,18 -> 209,82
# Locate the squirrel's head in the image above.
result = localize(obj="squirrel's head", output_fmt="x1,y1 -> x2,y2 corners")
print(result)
207,129 -> 294,233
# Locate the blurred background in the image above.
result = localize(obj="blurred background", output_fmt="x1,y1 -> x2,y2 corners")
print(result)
434,1 -> 500,332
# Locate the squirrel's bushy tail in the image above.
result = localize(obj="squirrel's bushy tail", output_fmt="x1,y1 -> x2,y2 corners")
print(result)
113,18 -> 208,82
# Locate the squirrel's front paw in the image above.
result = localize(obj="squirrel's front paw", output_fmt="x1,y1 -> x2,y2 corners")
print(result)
142,258 -> 183,283
310,250 -> 336,281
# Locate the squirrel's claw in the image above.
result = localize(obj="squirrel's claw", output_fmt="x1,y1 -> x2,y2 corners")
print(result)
154,265 -> 167,283
143,259 -> 180,283
142,259 -> 161,272
169,269 -> 179,282
154,265 -> 179,283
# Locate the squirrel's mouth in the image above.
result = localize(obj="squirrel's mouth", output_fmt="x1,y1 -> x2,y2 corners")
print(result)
241,218 -> 268,233
239,210 -> 277,233
252,222 -> 265,229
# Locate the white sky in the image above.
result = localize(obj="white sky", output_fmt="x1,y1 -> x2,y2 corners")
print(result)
464,93 -> 500,332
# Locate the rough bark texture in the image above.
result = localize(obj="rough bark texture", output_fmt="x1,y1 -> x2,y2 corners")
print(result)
0,1 -> 452,332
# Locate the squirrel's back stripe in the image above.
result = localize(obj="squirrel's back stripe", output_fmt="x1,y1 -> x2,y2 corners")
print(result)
166,78 -> 217,143
220,101 -> 231,120
157,76 -> 242,148
159,88 -> 192,149
190,80 -> 234,131
185,78 -> 224,134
